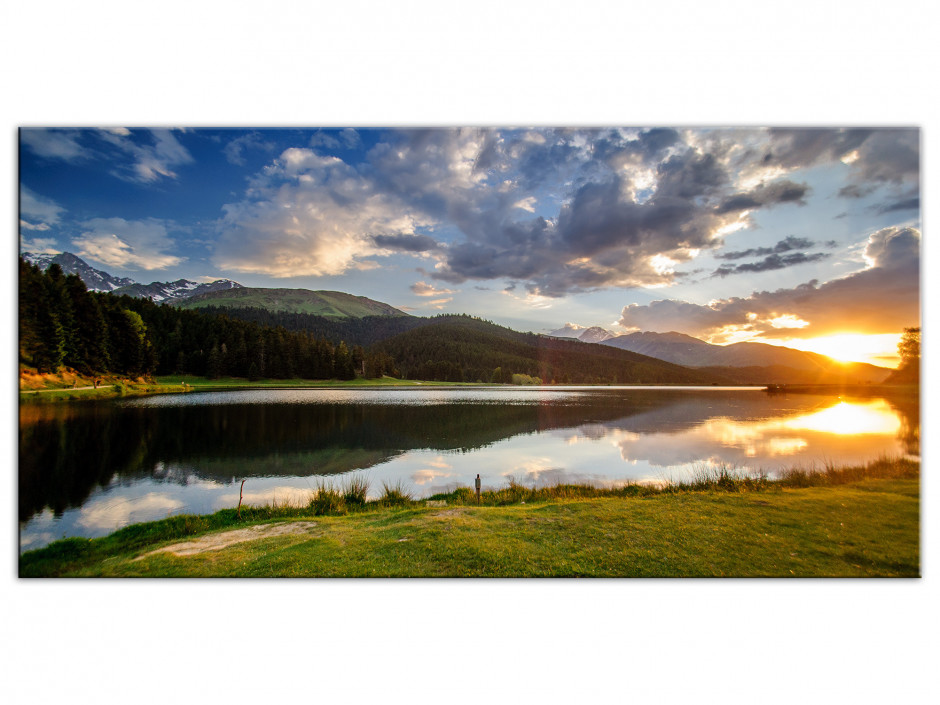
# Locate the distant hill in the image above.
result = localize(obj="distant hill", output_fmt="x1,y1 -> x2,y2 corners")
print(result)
600,330 -> 891,382
175,287 -> 409,318
373,315 -> 731,384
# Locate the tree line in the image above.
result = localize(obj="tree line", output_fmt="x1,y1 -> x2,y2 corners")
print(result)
18,258 -> 396,380
20,259 -> 155,375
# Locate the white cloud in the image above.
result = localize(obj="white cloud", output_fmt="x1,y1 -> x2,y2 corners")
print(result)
98,128 -> 194,183
20,128 -> 87,161
411,281 -> 456,297
77,492 -> 184,531
214,147 -> 432,277
20,186 -> 66,227
20,237 -> 60,254
223,130 -> 275,165
73,217 -> 183,270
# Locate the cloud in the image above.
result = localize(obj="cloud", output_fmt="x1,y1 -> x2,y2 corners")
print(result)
73,217 -> 183,270
768,128 -> 919,188
876,196 -> 919,214
711,252 -> 830,277
310,128 -> 362,150
716,235 -> 816,260
715,179 -> 809,214
411,281 -> 456,297
20,128 -> 87,161
619,226 -> 920,339
549,323 -> 587,337
373,233 -> 441,253
20,187 -> 66,229
20,237 -> 60,254
223,130 -> 275,165
214,147 -> 432,277
211,127 -> 920,296
98,128 -> 194,183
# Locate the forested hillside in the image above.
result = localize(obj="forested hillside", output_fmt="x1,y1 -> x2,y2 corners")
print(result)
191,306 -> 427,346
372,316 -> 728,384
19,257 -> 727,385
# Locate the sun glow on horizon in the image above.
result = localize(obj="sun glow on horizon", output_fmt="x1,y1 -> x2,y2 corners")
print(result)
759,333 -> 902,368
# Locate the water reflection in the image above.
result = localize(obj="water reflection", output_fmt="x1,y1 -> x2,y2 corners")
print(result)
19,388 -> 917,550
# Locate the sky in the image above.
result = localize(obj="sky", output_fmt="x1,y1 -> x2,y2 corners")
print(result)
19,126 -> 920,367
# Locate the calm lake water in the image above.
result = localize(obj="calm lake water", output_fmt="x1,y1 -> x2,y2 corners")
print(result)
19,386 -> 919,552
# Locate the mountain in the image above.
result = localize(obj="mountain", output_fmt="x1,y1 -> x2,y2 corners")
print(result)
22,252 -> 136,292
175,287 -> 409,318
548,324 -> 615,343
601,331 -> 714,366
373,315 -> 730,385
600,331 -> 891,382
113,278 -> 241,303
21,251 -> 242,302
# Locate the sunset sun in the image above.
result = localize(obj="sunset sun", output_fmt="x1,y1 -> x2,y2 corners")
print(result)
771,333 -> 903,367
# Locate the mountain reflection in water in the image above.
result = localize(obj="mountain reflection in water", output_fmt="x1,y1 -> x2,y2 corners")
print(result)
19,387 -> 917,550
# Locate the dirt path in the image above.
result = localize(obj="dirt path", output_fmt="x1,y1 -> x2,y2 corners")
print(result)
134,521 -> 319,559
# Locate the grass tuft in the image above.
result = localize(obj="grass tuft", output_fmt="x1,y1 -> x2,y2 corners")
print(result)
342,475 -> 370,507
309,481 -> 347,516
377,480 -> 413,507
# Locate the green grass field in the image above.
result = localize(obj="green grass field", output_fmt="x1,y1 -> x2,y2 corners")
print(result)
20,460 -> 919,578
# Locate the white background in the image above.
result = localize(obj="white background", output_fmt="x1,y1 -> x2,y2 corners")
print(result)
2,2 -> 937,703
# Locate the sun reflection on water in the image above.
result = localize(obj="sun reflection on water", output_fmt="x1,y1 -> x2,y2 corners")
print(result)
782,399 -> 901,436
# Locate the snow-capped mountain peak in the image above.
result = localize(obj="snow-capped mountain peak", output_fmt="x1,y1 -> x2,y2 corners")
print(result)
20,251 -> 243,302
22,251 -> 137,292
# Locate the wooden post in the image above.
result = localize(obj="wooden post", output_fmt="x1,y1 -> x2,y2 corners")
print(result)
237,479 -> 246,519
475,474 -> 481,504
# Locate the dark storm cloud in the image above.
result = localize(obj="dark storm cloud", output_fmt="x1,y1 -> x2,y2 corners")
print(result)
770,127 -> 919,187
372,233 -> 440,252
636,128 -> 682,158
591,128 -> 682,167
766,128 -> 873,167
876,196 -> 919,214
716,180 -> 809,214
711,252 -> 830,277
619,227 -> 921,339
428,136 -> 821,296
655,150 -> 728,199
838,184 -> 874,199
716,235 -> 817,260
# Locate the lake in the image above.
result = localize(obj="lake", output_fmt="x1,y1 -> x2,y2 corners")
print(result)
19,386 -> 918,552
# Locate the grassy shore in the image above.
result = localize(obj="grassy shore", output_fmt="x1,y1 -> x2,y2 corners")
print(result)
18,371 -> 491,402
20,458 -> 919,578
154,374 -> 488,389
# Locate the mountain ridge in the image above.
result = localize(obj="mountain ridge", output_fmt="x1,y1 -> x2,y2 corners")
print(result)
175,287 -> 410,318
22,251 -> 242,302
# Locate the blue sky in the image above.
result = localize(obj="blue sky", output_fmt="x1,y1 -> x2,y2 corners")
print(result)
19,126 -> 920,364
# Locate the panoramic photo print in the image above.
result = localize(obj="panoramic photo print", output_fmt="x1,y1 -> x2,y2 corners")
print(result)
18,126 -> 920,577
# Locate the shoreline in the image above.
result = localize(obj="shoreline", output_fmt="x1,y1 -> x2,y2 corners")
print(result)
20,457 -> 920,577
